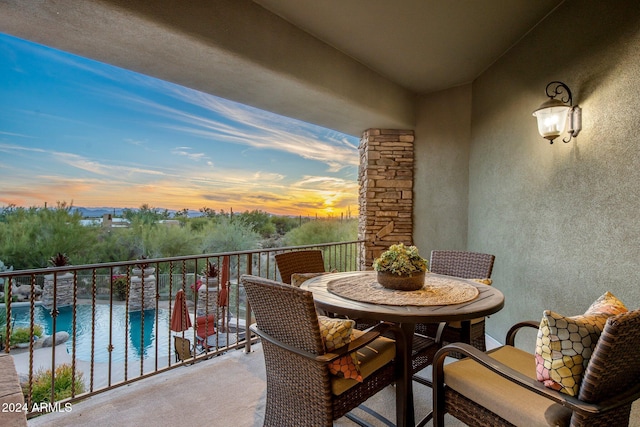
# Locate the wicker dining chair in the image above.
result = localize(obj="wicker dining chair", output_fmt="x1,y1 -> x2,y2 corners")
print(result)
415,250 -> 495,352
275,250 -> 326,285
432,309 -> 640,427
241,274 -> 399,427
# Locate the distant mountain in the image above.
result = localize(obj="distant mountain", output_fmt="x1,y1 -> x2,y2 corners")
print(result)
72,207 -> 203,218
73,207 -> 124,218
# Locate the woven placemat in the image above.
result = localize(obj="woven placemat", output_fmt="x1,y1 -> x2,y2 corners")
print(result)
326,273 -> 479,306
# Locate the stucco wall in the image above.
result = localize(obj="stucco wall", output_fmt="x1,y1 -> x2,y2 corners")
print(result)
469,0 -> 640,344
414,85 -> 472,255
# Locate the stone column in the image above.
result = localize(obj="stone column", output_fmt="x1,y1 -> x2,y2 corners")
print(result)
129,268 -> 156,311
358,129 -> 414,269
197,277 -> 219,316
42,272 -> 74,309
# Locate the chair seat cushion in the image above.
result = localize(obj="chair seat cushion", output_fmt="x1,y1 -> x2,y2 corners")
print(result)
444,346 -> 572,426
331,330 -> 395,396
445,317 -> 485,328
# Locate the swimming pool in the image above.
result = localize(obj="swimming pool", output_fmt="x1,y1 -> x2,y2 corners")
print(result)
5,304 -> 170,363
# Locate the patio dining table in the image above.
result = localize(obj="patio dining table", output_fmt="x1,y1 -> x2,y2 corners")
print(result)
301,270 -> 505,427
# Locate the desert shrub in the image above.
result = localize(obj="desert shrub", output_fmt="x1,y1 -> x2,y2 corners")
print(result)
112,275 -> 128,300
0,203 -> 97,269
144,224 -> 202,258
0,313 -> 6,349
201,217 -> 261,253
28,364 -> 85,404
283,219 -> 357,246
10,325 -> 43,345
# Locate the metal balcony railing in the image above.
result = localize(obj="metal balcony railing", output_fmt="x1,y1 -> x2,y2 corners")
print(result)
0,240 -> 364,417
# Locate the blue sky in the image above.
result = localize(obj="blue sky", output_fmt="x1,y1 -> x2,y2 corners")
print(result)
0,33 -> 360,216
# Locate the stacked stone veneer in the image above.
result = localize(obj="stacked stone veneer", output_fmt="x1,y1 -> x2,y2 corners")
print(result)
358,129 -> 414,269
197,278 -> 219,316
42,272 -> 74,309
129,268 -> 157,311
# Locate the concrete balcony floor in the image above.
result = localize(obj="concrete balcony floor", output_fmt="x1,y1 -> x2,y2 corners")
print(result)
25,342 -> 450,427
25,341 -> 640,427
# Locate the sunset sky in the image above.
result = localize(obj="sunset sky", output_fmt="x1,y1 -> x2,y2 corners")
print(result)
0,33 -> 360,217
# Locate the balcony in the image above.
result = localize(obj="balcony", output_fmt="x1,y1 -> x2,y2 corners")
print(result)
5,241 -> 640,427
0,241 -> 363,422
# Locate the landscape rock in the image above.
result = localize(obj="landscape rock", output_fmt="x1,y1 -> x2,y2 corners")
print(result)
41,331 -> 70,347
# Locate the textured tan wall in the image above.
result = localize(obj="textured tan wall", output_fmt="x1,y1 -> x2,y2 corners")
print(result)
469,0 -> 640,343
413,85 -> 472,256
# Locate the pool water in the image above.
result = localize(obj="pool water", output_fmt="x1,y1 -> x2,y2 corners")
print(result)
6,304 -> 170,363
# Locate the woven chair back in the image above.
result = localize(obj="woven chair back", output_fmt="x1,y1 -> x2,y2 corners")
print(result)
579,309 -> 640,403
275,250 -> 326,284
242,274 -> 325,355
429,250 -> 495,279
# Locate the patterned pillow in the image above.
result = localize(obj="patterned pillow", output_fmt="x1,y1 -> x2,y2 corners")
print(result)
585,291 -> 628,315
318,316 -> 362,382
535,292 -> 627,396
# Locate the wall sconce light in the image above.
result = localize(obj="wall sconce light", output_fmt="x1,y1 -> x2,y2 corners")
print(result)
533,81 -> 582,144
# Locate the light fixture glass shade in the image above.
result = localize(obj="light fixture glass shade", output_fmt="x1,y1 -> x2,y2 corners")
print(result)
533,99 -> 570,141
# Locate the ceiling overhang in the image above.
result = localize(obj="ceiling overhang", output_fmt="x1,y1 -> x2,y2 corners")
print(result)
0,0 -> 562,136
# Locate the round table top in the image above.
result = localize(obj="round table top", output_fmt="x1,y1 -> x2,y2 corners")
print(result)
301,271 -> 504,324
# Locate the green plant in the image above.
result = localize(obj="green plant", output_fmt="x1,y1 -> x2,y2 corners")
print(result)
112,275 -> 128,300
283,219 -> 357,246
203,261 -> 218,278
372,243 -> 428,276
28,364 -> 85,405
0,311 -> 7,349
1,260 -> 13,305
49,252 -> 70,267
200,217 -> 261,253
10,325 -> 43,346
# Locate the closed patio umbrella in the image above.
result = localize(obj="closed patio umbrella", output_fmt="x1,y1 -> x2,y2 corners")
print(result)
218,256 -> 230,331
170,289 -> 192,332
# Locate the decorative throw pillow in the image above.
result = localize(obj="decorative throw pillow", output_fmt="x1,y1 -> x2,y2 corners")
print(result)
318,315 -> 362,382
535,291 -> 627,396
585,291 -> 628,315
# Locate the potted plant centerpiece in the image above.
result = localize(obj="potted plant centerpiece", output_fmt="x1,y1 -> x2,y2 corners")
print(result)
373,243 -> 428,291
